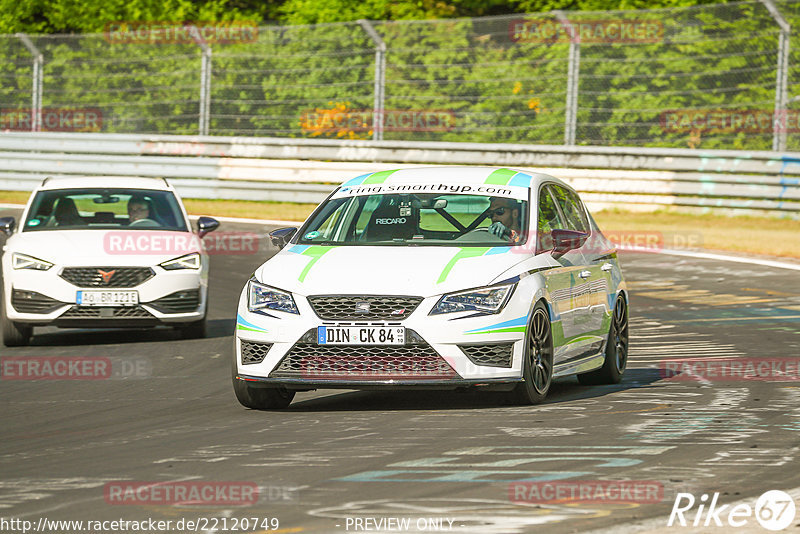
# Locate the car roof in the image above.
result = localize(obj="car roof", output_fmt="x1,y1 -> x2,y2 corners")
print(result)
37,176 -> 173,192
340,166 -> 569,190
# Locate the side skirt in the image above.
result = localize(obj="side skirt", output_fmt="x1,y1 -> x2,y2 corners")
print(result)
553,350 -> 605,378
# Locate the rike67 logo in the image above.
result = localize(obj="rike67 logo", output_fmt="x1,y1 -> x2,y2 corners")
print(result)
668,490 -> 796,531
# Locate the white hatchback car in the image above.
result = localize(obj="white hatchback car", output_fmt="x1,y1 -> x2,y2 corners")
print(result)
0,176 -> 219,346
233,167 -> 628,409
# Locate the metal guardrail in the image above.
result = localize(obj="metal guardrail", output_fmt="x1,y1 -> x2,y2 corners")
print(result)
1,132 -> 799,214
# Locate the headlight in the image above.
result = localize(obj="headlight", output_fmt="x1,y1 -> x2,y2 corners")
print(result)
12,253 -> 53,271
160,253 -> 200,270
248,280 -> 298,315
430,283 -> 515,315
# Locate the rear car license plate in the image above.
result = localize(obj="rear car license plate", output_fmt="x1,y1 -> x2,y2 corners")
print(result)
76,290 -> 139,307
317,326 -> 405,345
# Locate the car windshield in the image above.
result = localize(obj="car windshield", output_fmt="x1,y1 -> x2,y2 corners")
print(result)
22,189 -> 188,232
297,192 -> 528,246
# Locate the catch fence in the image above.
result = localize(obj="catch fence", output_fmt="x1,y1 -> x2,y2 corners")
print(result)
2,1 -> 799,151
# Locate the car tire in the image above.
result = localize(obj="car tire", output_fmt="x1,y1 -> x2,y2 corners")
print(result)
230,343 -> 295,409
2,301 -> 32,347
510,302 -> 553,405
578,295 -> 628,385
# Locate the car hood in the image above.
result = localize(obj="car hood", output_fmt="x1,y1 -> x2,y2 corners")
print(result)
256,244 -> 531,297
5,229 -> 200,266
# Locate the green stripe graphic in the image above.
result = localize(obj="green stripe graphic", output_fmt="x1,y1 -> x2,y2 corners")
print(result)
466,326 -> 526,335
299,246 -> 336,282
484,168 -> 516,185
437,247 -> 492,284
362,170 -> 398,185
237,325 -> 266,333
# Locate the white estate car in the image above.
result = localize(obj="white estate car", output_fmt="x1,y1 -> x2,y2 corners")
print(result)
232,167 -> 628,409
0,176 -> 219,346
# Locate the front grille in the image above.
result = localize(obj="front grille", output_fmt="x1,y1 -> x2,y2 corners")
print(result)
270,338 -> 458,380
241,341 -> 272,365
459,343 -> 515,368
308,295 -> 423,321
11,290 -> 65,314
148,289 -> 200,314
59,306 -> 154,319
60,267 -> 154,288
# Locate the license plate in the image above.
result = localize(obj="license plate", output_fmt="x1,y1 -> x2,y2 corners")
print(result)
317,326 -> 405,345
76,290 -> 139,307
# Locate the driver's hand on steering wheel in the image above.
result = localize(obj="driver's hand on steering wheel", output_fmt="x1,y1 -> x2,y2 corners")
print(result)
488,221 -> 509,238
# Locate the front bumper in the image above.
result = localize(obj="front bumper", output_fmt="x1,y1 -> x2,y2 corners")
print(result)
235,374 -> 522,391
4,268 -> 206,327
234,289 -> 533,386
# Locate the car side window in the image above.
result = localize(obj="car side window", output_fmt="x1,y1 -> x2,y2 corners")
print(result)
303,198 -> 350,242
551,186 -> 589,233
536,185 -> 564,253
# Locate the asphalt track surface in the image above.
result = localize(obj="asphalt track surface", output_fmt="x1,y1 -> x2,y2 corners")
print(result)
2,217 -> 800,534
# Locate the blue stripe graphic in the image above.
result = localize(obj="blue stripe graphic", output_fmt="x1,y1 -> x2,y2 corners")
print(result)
236,313 -> 268,332
508,172 -> 533,188
466,315 -> 527,334
343,173 -> 374,187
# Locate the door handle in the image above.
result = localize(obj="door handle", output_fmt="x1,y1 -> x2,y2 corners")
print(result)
579,270 -> 591,279
601,262 -> 613,272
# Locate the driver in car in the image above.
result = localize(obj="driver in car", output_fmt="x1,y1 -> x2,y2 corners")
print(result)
487,197 -> 521,243
127,196 -> 159,226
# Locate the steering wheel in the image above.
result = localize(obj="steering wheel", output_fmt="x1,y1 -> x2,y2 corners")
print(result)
459,227 -> 490,236
455,227 -> 506,242
129,218 -> 160,227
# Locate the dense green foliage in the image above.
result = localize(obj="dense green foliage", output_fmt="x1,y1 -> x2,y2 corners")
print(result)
1,1 -> 797,151
1,0 -> 728,33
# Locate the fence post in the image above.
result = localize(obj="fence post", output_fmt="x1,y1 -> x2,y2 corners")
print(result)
555,12 -> 579,146
759,0 -> 790,152
358,20 -> 386,142
16,33 -> 43,132
189,25 -> 212,136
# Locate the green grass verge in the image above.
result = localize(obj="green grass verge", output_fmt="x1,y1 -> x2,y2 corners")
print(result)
593,209 -> 800,260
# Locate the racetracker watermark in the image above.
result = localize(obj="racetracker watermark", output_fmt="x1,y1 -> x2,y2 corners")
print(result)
0,517 -> 280,533
599,231 -> 703,252
104,21 -> 258,44
104,481 -> 259,506
509,18 -> 664,43
509,480 -> 664,504
668,490 -> 796,530
300,109 -> 456,133
103,231 -> 259,255
661,109 -> 800,134
300,345 -> 459,381
1,108 -> 102,132
504,230 -> 702,255
660,358 -> 800,382
1,356 -> 151,380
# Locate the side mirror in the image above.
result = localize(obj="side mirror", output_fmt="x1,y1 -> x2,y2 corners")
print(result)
197,216 -> 219,238
0,217 -> 16,236
551,229 -> 588,259
269,227 -> 297,250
